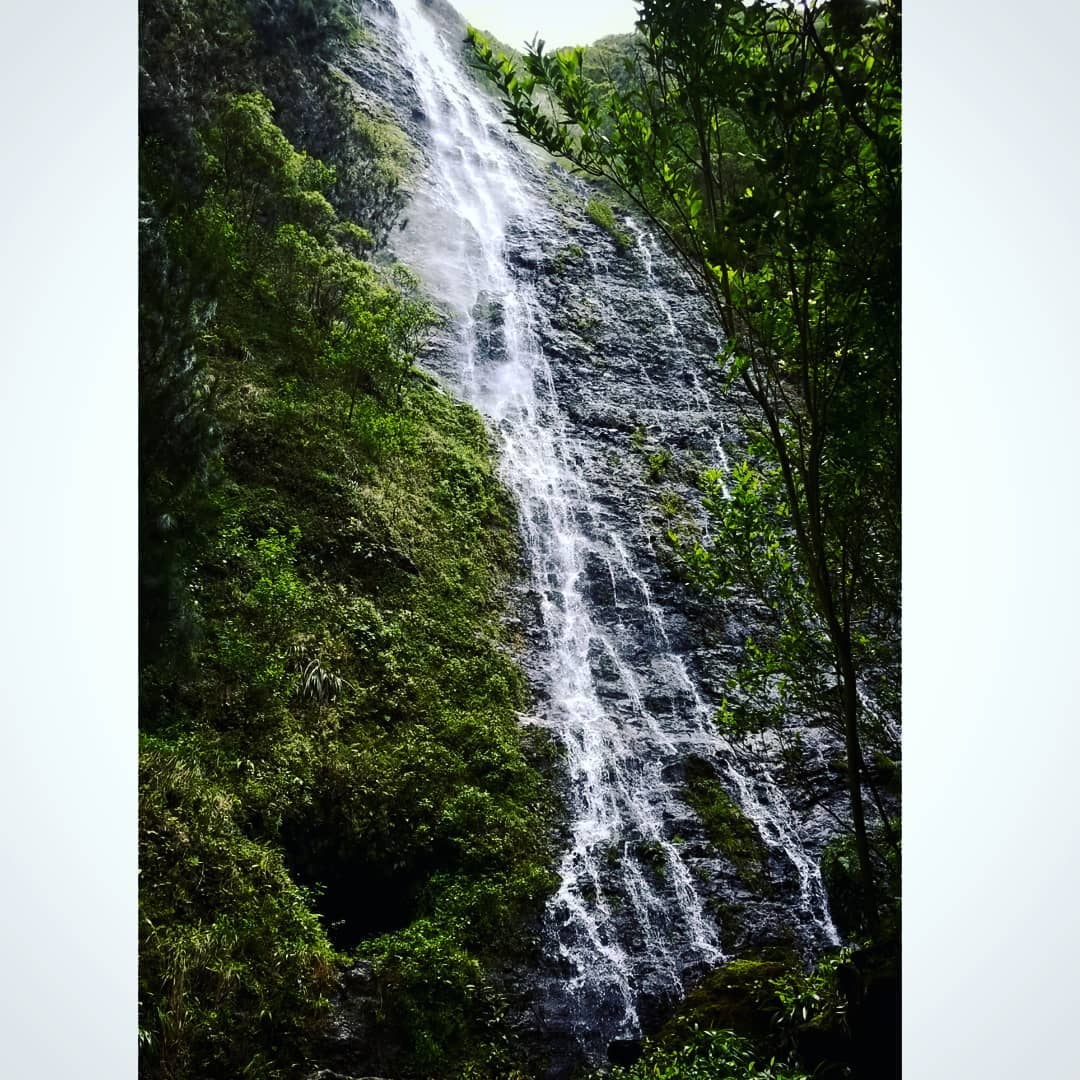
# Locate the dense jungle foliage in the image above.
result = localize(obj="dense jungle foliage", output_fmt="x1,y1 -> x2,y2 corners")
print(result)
139,1 -> 558,1076
593,945 -> 898,1080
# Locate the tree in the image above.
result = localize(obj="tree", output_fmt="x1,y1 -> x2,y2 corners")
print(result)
469,0 -> 900,917
139,215 -> 222,663
323,264 -> 439,422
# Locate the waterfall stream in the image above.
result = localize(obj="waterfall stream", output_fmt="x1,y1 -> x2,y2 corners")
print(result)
387,0 -> 838,1063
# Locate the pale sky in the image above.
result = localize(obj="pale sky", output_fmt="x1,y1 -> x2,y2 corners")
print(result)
458,0 -> 639,49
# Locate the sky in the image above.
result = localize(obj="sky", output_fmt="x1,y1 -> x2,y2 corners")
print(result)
458,0 -> 639,49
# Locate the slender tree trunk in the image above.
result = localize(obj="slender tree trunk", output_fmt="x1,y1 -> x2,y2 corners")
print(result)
348,370 -> 358,424
753,370 -> 879,924
839,642 -> 877,924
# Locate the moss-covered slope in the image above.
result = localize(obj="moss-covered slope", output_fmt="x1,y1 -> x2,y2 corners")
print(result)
140,354 -> 556,1078
138,2 -> 557,1076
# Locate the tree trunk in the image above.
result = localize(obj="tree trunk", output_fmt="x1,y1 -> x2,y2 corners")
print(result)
840,644 -> 877,926
347,369 -> 358,423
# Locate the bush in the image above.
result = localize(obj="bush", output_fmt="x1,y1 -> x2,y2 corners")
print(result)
646,449 -> 673,483
821,824 -> 899,940
139,738 -> 337,1079
605,1026 -> 809,1080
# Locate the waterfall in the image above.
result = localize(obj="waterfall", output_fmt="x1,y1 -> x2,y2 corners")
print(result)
388,0 -> 838,1062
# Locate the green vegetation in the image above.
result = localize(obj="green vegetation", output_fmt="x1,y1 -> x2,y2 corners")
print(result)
683,757 -> 770,893
635,839 -> 668,879
645,448 -> 673,483
606,1026 -> 810,1080
139,1 -> 555,1076
470,0 -> 900,931
586,197 -> 633,250
659,959 -> 790,1049
625,427 -> 675,487
567,295 -> 602,339
770,948 -> 853,1031
575,33 -> 642,96
657,490 -> 685,519
552,241 -> 586,274
599,944 -> 896,1080
140,359 -> 557,1076
821,823 -> 900,941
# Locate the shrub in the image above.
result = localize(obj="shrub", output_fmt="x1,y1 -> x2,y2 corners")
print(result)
605,1026 -> 809,1080
646,449 -> 673,483
821,823 -> 899,939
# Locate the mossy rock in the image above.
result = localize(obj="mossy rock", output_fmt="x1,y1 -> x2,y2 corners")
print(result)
552,242 -> 585,274
654,958 -> 790,1051
585,197 -> 632,250
683,755 -> 771,893
704,896 -> 746,950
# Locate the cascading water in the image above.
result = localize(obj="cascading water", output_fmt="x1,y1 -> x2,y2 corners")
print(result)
386,0 -> 839,1065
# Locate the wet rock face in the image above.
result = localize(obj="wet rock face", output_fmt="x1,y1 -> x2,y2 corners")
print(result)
342,1 -> 855,1075
486,187 -> 851,1072
503,250 -> 815,1068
